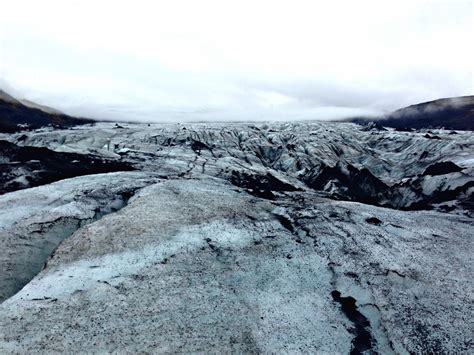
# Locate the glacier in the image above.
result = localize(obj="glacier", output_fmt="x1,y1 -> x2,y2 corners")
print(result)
0,121 -> 472,353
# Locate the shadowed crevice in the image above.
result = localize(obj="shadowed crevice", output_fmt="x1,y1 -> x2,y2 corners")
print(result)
331,290 -> 377,355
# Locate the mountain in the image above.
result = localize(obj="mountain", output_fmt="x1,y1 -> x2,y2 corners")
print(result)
0,89 -> 19,103
353,96 -> 474,130
19,98 -> 64,115
0,89 -> 94,133
0,121 -> 472,353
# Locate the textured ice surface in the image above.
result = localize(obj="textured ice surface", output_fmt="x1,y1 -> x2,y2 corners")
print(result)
3,121 -> 472,213
0,172 -> 159,302
0,122 -> 472,353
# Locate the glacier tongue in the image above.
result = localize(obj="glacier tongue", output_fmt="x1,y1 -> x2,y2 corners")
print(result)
0,121 -> 472,353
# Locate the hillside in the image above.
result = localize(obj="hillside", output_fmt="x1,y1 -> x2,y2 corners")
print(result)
353,96 -> 474,130
0,90 -> 94,133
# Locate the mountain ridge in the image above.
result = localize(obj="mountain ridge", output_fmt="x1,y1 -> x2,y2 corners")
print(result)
0,89 -> 94,133
352,95 -> 474,130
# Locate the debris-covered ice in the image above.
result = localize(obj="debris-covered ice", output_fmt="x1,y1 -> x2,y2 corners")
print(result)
0,122 -> 472,353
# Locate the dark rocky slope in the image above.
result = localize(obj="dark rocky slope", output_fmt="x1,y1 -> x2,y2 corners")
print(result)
353,96 -> 474,131
0,90 -> 94,133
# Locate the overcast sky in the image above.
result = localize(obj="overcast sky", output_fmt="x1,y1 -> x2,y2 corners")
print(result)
0,0 -> 472,122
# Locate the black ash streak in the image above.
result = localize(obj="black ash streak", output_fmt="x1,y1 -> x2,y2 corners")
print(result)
0,140 -> 135,195
331,290 -> 377,355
